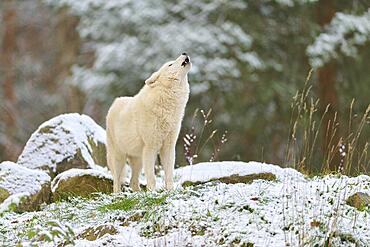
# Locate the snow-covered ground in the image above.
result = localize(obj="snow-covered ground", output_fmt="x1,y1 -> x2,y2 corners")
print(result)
0,161 -> 369,246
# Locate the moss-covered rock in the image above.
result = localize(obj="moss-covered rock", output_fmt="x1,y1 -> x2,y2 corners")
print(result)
17,113 -> 107,178
346,192 -> 370,211
51,168 -> 112,201
0,161 -> 51,213
0,187 -> 10,203
182,173 -> 276,186
175,161 -> 292,187
78,224 -> 118,241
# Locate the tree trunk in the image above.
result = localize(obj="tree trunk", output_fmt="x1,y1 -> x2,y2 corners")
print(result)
0,0 -> 21,161
1,1 -> 17,125
316,0 -> 340,171
54,10 -> 89,115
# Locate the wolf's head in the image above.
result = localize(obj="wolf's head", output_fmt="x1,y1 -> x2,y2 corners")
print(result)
145,53 -> 191,88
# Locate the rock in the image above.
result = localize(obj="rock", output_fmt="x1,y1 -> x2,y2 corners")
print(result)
346,192 -> 370,211
175,161 -> 303,187
51,168 -> 113,200
0,161 -> 51,213
182,173 -> 276,187
75,227 -> 142,246
0,187 -> 10,204
17,113 -> 107,178
78,223 -> 118,241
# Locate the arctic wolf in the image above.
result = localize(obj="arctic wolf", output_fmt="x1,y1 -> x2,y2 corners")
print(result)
106,53 -> 191,192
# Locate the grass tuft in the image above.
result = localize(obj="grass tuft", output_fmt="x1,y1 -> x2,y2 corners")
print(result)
99,192 -> 170,212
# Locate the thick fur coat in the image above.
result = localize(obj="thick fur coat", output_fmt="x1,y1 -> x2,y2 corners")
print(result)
106,54 -> 191,192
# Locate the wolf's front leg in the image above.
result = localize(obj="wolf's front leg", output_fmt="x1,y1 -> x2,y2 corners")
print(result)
142,146 -> 157,191
160,141 -> 175,190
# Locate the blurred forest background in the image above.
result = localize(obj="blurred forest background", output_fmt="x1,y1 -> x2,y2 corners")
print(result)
0,0 -> 369,173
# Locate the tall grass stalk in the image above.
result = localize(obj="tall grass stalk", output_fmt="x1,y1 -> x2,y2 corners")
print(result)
285,69 -> 369,175
183,108 -> 228,165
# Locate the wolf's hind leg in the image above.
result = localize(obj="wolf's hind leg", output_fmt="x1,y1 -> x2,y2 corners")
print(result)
107,148 -> 126,193
128,156 -> 142,191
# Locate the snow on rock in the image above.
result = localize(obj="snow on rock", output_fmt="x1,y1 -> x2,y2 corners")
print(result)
0,161 -> 51,213
17,113 -> 107,178
74,227 -> 143,246
51,168 -> 112,201
346,192 -> 370,211
77,223 -> 118,241
174,161 -> 304,186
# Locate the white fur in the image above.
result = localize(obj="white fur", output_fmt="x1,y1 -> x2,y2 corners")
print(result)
106,54 -> 191,192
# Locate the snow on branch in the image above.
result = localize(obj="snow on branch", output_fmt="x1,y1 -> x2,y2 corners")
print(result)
307,9 -> 370,68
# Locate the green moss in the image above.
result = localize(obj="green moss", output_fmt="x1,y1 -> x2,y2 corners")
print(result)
52,174 -> 112,202
238,204 -> 254,213
0,187 -> 10,203
346,192 -> 370,211
78,224 -> 118,241
87,136 -> 107,167
8,202 -> 18,212
101,196 -> 139,212
38,126 -> 54,134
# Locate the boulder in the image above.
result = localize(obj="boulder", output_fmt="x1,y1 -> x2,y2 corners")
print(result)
0,161 -> 51,212
51,168 -> 112,200
75,227 -> 143,246
78,223 -> 118,241
346,192 -> 370,211
17,113 -> 107,178
175,161 -> 303,187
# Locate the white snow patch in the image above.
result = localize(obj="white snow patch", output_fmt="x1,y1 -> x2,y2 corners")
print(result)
174,161 -> 304,185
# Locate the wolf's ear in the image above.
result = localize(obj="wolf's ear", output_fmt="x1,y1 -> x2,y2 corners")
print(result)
145,71 -> 160,87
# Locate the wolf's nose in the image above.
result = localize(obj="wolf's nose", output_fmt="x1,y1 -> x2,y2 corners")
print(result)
182,52 -> 187,56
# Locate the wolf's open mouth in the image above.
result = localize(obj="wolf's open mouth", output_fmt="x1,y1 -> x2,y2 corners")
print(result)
181,57 -> 190,67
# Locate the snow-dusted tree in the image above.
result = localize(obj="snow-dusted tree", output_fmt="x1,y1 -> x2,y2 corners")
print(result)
307,9 -> 370,68
44,0 -> 263,100
39,0 -> 369,167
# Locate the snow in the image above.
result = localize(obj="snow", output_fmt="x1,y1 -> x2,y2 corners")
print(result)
0,161 -> 369,246
174,161 -> 305,185
51,168 -> 112,193
0,161 -> 50,213
17,113 -> 106,174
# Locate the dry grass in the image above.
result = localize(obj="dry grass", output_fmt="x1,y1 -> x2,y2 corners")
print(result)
285,69 -> 370,175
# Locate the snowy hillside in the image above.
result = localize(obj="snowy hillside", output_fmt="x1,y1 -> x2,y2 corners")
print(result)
1,161 -> 369,246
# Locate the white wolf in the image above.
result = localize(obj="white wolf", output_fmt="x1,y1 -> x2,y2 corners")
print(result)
106,53 -> 191,192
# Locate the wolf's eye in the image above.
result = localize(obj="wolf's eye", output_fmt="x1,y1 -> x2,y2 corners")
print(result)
168,64 -> 173,67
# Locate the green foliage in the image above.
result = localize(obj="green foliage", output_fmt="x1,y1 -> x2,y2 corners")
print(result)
27,220 -> 75,246
99,192 -> 170,212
